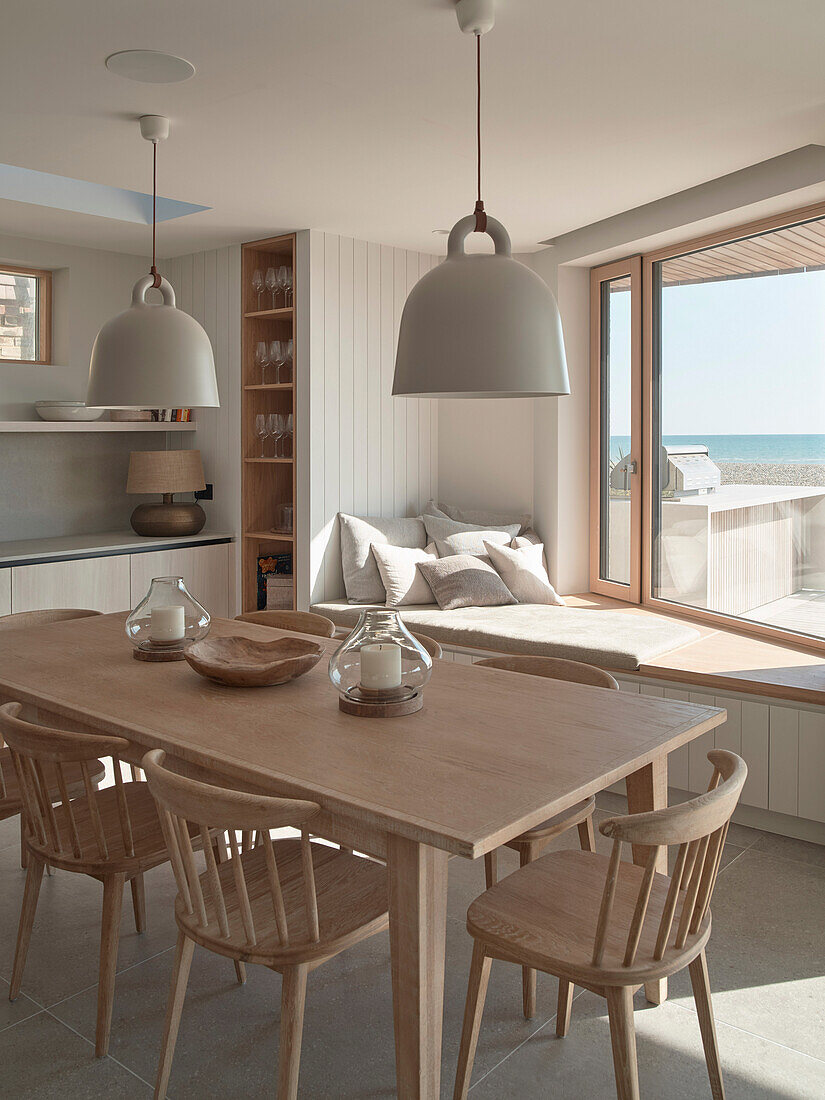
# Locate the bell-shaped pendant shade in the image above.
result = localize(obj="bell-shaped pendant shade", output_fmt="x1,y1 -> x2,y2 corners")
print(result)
393,215 -> 569,399
87,274 -> 219,409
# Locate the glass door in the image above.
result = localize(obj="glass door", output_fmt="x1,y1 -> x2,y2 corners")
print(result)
590,257 -> 642,601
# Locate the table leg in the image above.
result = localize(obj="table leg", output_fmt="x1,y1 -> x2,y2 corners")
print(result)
625,756 -> 668,1005
387,834 -> 449,1100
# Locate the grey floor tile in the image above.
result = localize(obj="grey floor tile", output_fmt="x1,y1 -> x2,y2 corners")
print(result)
0,849 -> 182,1007
0,976 -> 42,1032
469,991 -> 825,1099
0,1010 -> 150,1097
750,831 -> 825,869
668,849 -> 825,1061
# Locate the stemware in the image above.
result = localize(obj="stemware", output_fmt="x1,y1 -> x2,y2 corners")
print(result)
268,412 -> 283,458
285,412 -> 294,458
254,413 -> 267,459
269,339 -> 285,384
277,266 -> 289,307
252,269 -> 264,310
283,267 -> 294,307
265,267 -> 278,309
283,338 -> 294,383
255,341 -> 269,384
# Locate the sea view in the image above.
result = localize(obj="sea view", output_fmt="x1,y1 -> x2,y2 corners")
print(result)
611,434 -> 825,464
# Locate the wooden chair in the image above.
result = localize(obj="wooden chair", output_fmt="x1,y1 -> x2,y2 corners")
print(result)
234,610 -> 336,638
454,750 -> 747,1100
0,609 -> 106,868
142,749 -> 388,1100
475,654 -> 620,1017
0,702 -> 211,1057
412,632 -> 442,660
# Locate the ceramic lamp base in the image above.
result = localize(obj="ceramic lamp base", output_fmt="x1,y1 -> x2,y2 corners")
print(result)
130,501 -> 206,537
338,684 -> 423,718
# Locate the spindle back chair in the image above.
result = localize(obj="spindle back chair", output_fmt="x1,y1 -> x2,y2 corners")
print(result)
234,609 -> 336,638
0,702 -> 182,1057
143,749 -> 389,1099
454,750 -> 747,1100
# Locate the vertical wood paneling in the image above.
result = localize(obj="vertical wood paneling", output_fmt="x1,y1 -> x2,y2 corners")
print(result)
380,245 -> 395,517
769,705 -> 799,816
0,569 -> 10,616
713,696 -> 742,756
688,691 -> 717,790
741,700 -> 769,809
404,251 -> 420,514
798,712 -> 825,823
663,687 -> 691,789
323,235 -> 340,600
392,248 -> 407,515
338,236 -> 354,519
308,231 -> 326,604
417,254 -> 432,512
352,239 -> 368,516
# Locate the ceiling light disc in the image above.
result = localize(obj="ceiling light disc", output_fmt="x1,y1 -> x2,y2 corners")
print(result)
105,50 -> 195,84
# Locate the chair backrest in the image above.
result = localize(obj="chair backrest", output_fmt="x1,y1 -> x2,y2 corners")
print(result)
0,702 -> 133,864
0,608 -> 101,632
476,654 -> 619,691
593,750 -> 747,971
234,610 -> 336,639
412,633 -> 442,660
142,749 -> 322,951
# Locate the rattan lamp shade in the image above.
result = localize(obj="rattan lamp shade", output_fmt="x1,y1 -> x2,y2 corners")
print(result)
127,450 -> 205,495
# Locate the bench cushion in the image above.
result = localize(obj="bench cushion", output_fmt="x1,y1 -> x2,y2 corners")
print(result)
310,600 -> 701,671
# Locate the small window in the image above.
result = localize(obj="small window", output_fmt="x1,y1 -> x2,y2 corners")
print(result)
0,265 -> 52,364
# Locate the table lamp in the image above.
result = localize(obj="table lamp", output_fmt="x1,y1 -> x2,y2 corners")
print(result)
127,449 -> 206,536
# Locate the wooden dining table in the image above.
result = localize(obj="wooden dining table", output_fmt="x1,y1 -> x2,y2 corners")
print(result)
0,612 -> 725,1098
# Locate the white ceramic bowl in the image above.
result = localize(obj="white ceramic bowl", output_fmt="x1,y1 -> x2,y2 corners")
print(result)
35,401 -> 105,422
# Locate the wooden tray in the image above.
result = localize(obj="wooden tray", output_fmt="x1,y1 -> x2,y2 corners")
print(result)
184,635 -> 323,687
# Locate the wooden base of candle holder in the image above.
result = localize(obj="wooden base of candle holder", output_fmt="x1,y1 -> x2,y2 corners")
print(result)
132,641 -> 188,663
339,684 -> 423,717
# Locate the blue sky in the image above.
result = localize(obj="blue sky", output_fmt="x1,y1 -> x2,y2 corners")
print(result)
608,269 -> 825,436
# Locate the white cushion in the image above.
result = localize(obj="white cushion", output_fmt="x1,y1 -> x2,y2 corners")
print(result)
484,540 -> 565,606
339,514 -> 426,603
417,554 -> 517,611
371,542 -> 438,607
436,500 -> 531,532
422,514 -> 521,557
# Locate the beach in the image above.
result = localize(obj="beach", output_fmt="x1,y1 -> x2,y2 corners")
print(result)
718,462 -> 825,488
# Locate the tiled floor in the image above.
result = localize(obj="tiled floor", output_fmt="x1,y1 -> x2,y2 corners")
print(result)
1,794 -> 824,1098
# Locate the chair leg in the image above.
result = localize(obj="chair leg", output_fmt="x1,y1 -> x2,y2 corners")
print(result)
453,940 -> 492,1100
556,978 -> 574,1037
577,815 -> 596,852
9,856 -> 45,1000
154,931 -> 195,1100
130,873 -> 146,934
605,986 -> 639,1100
484,849 -> 497,888
19,816 -> 28,869
519,844 -> 538,1019
96,872 -> 125,1057
234,960 -> 247,985
278,964 -> 308,1100
689,950 -> 725,1100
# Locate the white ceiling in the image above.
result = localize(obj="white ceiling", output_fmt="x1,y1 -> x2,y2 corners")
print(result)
4,0 -> 825,259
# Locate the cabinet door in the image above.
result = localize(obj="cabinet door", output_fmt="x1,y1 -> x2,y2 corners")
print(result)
12,556 -> 131,614
130,543 -> 234,619
0,570 -> 10,616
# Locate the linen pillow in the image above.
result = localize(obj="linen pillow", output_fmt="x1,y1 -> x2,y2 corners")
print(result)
417,554 -> 517,611
438,501 -> 531,533
370,543 -> 438,607
435,529 -> 512,558
483,540 -> 565,606
422,513 -> 521,557
339,514 -> 426,603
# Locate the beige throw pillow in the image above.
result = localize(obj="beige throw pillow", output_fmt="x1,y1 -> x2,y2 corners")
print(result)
417,554 -> 517,611
370,543 -> 438,607
483,540 -> 565,606
422,513 -> 521,557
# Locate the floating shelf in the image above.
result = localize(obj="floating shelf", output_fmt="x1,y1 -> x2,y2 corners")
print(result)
243,383 -> 294,391
244,531 -> 294,542
244,307 -> 293,320
0,421 -> 197,433
244,457 -> 293,464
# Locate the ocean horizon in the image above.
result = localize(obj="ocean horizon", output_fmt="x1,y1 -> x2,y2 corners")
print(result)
611,434 -> 825,464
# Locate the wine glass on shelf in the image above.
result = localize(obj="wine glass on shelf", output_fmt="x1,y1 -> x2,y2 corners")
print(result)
268,339 -> 283,384
252,269 -> 264,310
276,265 -> 289,308
285,412 -> 294,458
268,412 -> 283,458
284,267 -> 294,307
265,267 -> 278,310
255,341 -> 269,384
284,338 -> 294,383
254,414 -> 267,458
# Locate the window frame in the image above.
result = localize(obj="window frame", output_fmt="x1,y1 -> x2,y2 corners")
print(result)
0,264 -> 52,366
590,198 -> 825,654
589,256 -> 642,603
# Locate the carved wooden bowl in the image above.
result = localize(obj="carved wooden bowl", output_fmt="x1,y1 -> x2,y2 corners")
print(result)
184,635 -> 324,687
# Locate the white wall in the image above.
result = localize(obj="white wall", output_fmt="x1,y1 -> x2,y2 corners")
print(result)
299,231 -> 439,605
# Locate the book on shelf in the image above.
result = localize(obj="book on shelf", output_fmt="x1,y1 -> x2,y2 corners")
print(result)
257,553 -> 293,610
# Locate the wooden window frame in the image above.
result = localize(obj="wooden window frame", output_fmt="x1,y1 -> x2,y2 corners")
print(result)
589,256 -> 642,603
590,198 -> 825,654
0,264 -> 52,366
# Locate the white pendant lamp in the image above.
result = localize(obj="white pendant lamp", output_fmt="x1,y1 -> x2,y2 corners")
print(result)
393,0 -> 569,399
87,115 -> 219,409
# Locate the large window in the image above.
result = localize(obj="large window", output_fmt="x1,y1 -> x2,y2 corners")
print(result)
592,205 -> 825,648
0,265 -> 52,364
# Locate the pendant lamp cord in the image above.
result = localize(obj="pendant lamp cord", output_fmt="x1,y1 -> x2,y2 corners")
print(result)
150,140 -> 161,288
473,32 -> 487,233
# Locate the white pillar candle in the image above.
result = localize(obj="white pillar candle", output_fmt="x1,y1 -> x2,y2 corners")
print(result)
360,642 -> 402,691
149,605 -> 186,643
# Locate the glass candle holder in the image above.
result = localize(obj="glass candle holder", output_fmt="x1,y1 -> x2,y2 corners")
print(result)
125,576 -> 210,662
329,609 -> 432,717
